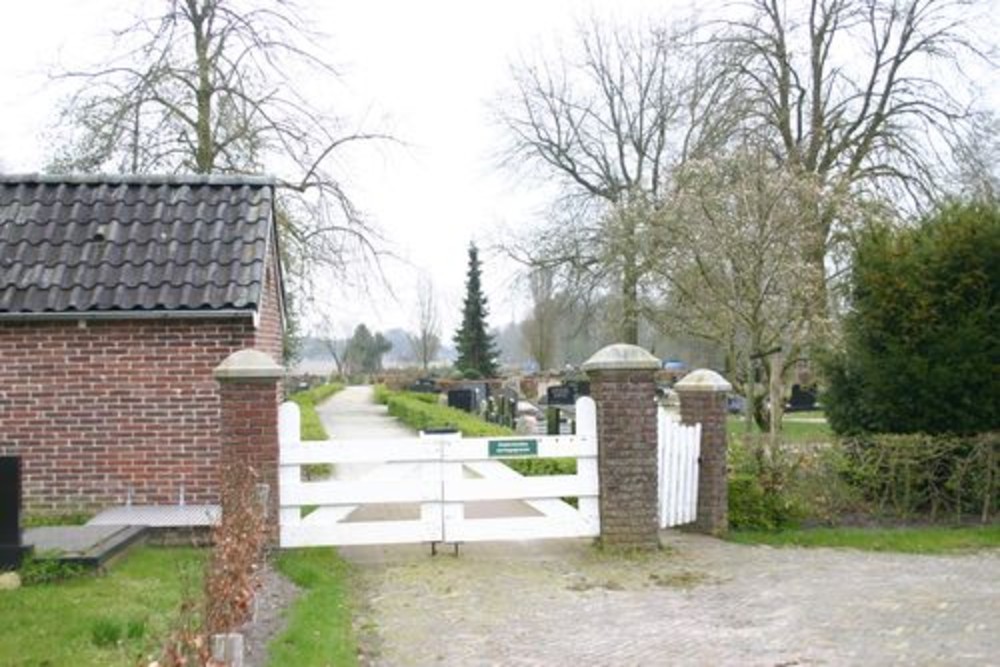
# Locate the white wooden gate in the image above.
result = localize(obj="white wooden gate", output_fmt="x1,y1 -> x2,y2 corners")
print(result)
657,407 -> 701,528
278,398 -> 600,548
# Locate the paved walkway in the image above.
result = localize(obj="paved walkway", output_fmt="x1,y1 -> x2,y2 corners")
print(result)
350,533 -> 1000,666
316,385 -> 414,440
316,385 -> 535,522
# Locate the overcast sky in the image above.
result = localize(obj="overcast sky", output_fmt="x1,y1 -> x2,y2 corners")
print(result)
0,0 -> 687,340
2,1 -> 996,342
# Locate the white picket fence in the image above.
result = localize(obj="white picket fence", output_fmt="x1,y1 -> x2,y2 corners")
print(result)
657,407 -> 701,528
278,397 -> 600,548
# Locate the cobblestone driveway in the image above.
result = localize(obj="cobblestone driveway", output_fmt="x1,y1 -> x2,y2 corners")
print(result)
345,532 -> 999,666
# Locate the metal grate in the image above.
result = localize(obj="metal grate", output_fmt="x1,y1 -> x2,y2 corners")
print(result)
87,504 -> 220,528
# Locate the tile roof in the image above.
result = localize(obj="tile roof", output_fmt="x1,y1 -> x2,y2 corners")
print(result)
0,174 -> 276,318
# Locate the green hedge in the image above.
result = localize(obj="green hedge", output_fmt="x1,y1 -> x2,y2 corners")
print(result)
841,431 -> 998,521
288,383 -> 344,441
376,387 -> 575,476
822,202 -> 999,436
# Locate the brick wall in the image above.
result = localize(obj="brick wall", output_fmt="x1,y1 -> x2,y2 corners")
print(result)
0,247 -> 284,514
0,318 -> 252,512
590,369 -> 660,549
254,247 -> 284,363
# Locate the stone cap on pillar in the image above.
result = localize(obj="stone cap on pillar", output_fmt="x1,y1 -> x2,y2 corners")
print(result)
675,369 -> 732,393
214,348 -> 284,381
582,344 -> 661,373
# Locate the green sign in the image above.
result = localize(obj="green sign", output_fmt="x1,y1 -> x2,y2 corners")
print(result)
488,439 -> 538,457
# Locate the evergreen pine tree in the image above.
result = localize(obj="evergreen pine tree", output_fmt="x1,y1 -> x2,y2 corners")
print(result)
453,243 -> 499,377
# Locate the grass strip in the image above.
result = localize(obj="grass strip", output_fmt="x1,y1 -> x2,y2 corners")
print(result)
729,525 -> 1000,553
288,383 -> 344,441
726,415 -> 833,443
267,548 -> 357,667
0,547 -> 206,666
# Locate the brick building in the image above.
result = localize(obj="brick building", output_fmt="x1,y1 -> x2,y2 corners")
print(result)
0,175 -> 285,514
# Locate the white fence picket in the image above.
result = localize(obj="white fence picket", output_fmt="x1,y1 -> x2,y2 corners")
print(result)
657,406 -> 701,528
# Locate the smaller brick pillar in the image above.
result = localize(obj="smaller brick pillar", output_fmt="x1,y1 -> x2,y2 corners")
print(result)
675,369 -> 732,536
214,349 -> 284,542
582,344 -> 661,550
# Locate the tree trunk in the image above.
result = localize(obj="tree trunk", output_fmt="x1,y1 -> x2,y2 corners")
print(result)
621,233 -> 640,345
190,2 -> 214,173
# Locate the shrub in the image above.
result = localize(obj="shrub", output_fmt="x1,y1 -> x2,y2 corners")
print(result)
204,463 -> 267,634
727,436 -> 805,530
288,382 -> 343,441
157,462 -> 267,665
822,202 -> 999,436
841,431 -> 998,521
384,392 -> 512,437
728,474 -> 795,530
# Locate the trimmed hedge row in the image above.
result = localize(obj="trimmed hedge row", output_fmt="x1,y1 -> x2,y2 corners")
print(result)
375,387 -> 575,475
842,431 -> 998,521
288,383 -> 344,441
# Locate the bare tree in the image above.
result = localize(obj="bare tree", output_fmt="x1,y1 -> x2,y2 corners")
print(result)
713,0 -> 992,280
407,272 -> 441,371
497,18 -> 737,344
652,147 -> 830,432
49,0 -> 390,285
952,110 -> 1000,203
520,268 -> 561,371
316,314 -> 351,378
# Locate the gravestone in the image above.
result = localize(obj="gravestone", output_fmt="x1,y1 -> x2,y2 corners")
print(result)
787,384 -> 818,412
447,388 -> 476,413
546,385 -> 576,405
408,378 -> 438,394
1,457 -> 32,570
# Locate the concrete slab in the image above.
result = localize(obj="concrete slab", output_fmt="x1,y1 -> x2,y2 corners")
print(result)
24,525 -> 147,568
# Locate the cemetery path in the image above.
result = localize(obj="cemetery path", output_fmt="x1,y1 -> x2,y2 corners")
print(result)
347,531 -> 1000,666
316,385 -> 414,440
315,384 -> 537,529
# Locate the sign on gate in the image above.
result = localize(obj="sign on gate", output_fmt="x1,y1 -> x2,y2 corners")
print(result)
488,439 -> 538,457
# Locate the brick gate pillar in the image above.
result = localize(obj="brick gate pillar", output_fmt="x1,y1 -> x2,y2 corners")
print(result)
675,369 -> 732,536
582,344 -> 661,550
214,349 -> 284,542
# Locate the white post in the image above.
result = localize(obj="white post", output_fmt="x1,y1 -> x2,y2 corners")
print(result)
574,396 -> 599,532
278,402 -> 302,541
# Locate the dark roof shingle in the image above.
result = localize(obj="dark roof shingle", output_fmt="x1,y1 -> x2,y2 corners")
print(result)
0,175 -> 275,317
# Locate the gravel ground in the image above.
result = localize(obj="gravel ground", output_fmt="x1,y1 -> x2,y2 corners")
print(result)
240,563 -> 300,667
346,531 -> 1000,667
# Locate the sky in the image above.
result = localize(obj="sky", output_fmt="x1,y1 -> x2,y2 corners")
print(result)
0,0 -> 685,340
2,0 -> 996,343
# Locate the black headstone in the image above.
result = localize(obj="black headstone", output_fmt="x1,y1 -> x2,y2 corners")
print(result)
787,384 -> 818,412
409,378 -> 438,393
447,388 -> 476,413
0,456 -> 31,570
547,385 -> 576,405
